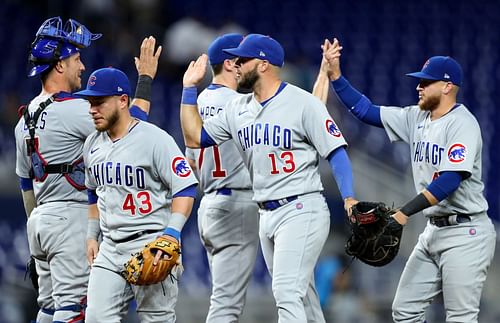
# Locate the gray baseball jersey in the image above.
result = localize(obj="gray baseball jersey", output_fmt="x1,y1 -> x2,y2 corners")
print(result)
203,83 -> 347,202
83,120 -> 197,321
15,93 -> 94,203
14,92 -> 95,322
201,82 -> 346,322
186,85 -> 259,322
381,104 -> 488,216
380,103 -> 496,322
186,85 -> 252,192
83,120 -> 198,241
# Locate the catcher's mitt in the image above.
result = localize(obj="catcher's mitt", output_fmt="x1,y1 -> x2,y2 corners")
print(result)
345,201 -> 403,267
122,235 -> 181,285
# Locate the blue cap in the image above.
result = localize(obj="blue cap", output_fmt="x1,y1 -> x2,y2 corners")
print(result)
75,67 -> 131,97
208,33 -> 244,65
223,34 -> 285,67
406,56 -> 463,86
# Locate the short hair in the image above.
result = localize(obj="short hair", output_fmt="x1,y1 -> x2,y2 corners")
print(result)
211,63 -> 223,76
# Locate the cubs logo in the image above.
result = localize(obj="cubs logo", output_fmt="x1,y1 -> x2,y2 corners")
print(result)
325,119 -> 341,137
172,156 -> 192,177
447,143 -> 466,163
88,75 -> 96,86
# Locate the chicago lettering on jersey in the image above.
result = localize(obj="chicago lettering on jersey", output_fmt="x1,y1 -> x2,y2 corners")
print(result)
200,105 -> 223,120
237,123 -> 292,151
413,140 -> 444,165
90,162 -> 146,189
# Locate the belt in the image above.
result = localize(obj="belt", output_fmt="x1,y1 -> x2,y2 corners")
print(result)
429,214 -> 471,227
216,188 -> 232,196
111,229 -> 159,244
258,195 -> 298,211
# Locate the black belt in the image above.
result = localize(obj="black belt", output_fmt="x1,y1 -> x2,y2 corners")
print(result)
111,230 -> 159,244
258,195 -> 298,211
429,215 -> 471,227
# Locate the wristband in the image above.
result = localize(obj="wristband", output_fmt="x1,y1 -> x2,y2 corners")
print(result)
181,87 -> 197,105
134,75 -> 153,101
87,218 -> 100,240
400,193 -> 431,217
163,212 -> 187,240
163,227 -> 181,240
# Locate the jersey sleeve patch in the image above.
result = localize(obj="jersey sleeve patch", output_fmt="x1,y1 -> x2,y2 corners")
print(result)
447,143 -> 466,163
326,119 -> 342,138
171,156 -> 192,177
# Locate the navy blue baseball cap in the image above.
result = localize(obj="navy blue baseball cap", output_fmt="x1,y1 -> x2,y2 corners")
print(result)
208,33 -> 244,65
406,56 -> 463,86
75,67 -> 131,97
223,34 -> 285,67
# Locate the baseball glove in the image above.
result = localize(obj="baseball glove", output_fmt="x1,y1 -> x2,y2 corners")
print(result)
345,201 -> 403,267
122,235 -> 181,285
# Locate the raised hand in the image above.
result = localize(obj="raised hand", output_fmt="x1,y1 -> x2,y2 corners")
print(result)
135,36 -> 162,79
183,54 -> 208,87
322,38 -> 343,81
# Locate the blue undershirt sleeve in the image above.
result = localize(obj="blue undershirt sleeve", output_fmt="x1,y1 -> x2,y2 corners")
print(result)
200,127 -> 216,148
88,189 -> 98,204
129,105 -> 148,121
426,171 -> 463,201
19,177 -> 33,191
327,147 -> 354,200
173,184 -> 197,198
331,76 -> 383,127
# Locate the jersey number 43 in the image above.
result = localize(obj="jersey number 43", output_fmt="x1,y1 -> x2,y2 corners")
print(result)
122,191 -> 152,215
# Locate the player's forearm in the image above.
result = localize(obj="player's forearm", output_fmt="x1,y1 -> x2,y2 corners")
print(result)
327,147 -> 355,200
131,74 -> 153,115
21,189 -> 36,218
312,71 -> 330,104
131,98 -> 150,115
88,203 -> 100,220
164,196 -> 195,240
171,196 -> 195,218
87,203 -> 100,241
180,86 -> 203,148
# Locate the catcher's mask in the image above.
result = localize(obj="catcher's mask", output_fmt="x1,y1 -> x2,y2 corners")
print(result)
28,16 -> 101,77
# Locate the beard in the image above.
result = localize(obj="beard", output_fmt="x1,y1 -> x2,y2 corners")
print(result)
419,94 -> 440,111
95,108 -> 119,132
238,65 -> 259,91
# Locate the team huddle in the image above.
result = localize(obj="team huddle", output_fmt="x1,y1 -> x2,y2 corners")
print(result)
15,16 -> 496,323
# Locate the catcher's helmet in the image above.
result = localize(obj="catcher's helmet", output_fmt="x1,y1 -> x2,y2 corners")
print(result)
28,16 -> 101,77
28,39 -> 80,77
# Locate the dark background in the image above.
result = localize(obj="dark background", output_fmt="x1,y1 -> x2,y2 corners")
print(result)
0,0 -> 498,322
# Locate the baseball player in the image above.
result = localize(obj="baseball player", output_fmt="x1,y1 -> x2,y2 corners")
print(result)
180,34 -> 357,323
14,16 -> 160,323
323,39 -> 496,322
184,33 -> 260,322
77,67 -> 198,322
